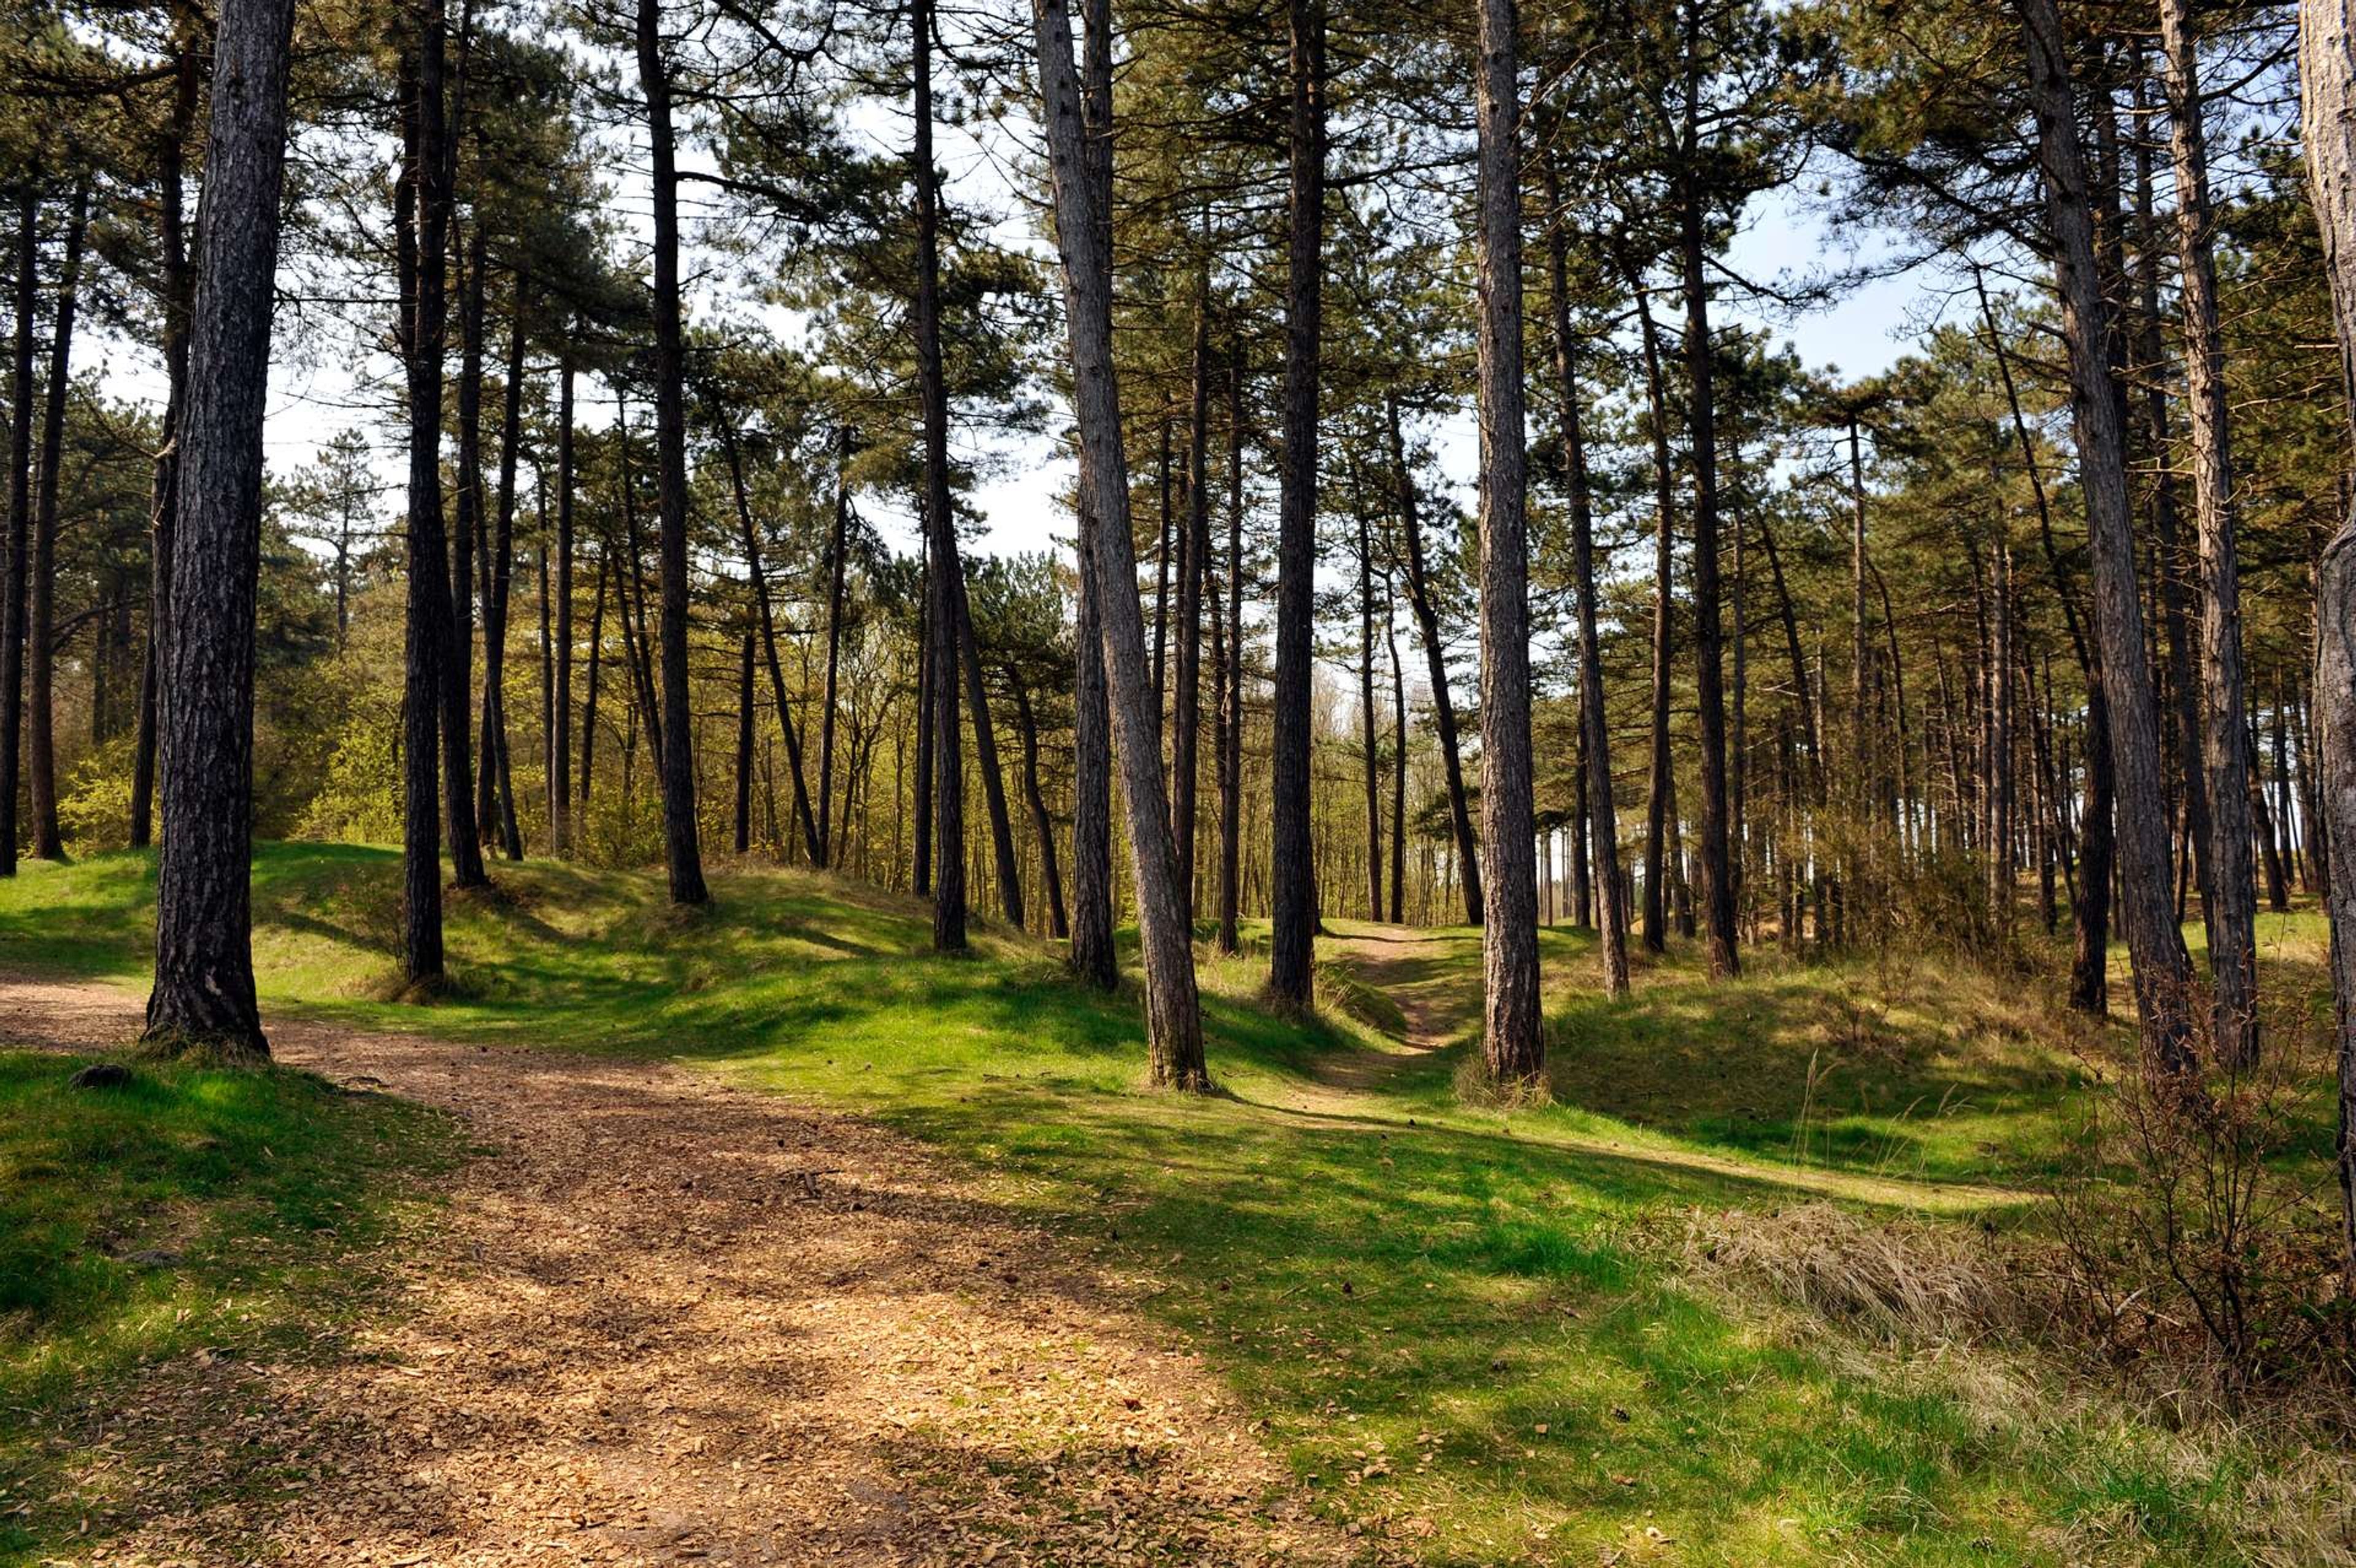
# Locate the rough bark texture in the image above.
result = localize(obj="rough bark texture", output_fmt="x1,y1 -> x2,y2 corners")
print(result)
551,358 -> 576,856
2019,0 -> 2190,1064
143,0 -> 297,1057
1544,194 -> 1628,995
27,182 -> 87,863
477,269 -> 525,860
129,3 -> 199,852
1634,286 -> 1677,955
1012,680 -> 1069,938
1034,0 -> 1206,1086
1472,0 -> 1542,1085
637,0 -> 709,906
1172,281 -> 1210,924
1069,515 -> 1117,987
1267,0 -> 1324,1005
1215,348 -> 1246,955
1385,394 -> 1480,924
913,0 -> 965,949
396,3 -> 454,986
2,188 -> 33,877
1675,150 -> 1739,978
2297,0 -> 2356,1289
817,425 -> 852,867
443,222 -> 487,890
2162,0 -> 2260,1067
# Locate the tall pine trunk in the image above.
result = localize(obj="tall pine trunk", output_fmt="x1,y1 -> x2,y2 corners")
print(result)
636,0 -> 709,906
443,221 -> 487,888
1386,394 -> 1480,923
142,0 -> 296,1056
816,423 -> 852,867
27,182 -> 87,863
2018,0 -> 2192,1066
1215,346 -> 1247,953
1472,0 -> 1542,1082
1033,0 -> 1207,1085
912,0 -> 964,948
2161,0 -> 2260,1067
1,189 -> 33,876
1268,0 -> 1325,1004
1634,283 -> 1677,953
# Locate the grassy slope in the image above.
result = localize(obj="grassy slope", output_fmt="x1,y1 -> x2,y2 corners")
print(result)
0,1044 -> 453,1566
0,845 -> 2336,1566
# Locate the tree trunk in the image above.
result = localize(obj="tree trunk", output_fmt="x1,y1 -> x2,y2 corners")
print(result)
2,188 -> 33,877
913,578 -> 933,896
1545,161 -> 1628,994
2019,0 -> 2191,1064
1359,505 -> 1382,919
717,417 -> 823,861
395,1 -> 456,985
636,0 -> 709,906
550,355 -> 576,856
912,0 -> 964,948
129,2 -> 200,853
579,548 -> 606,827
1069,512 -> 1117,985
442,219 -> 487,888
1473,0 -> 1542,1082
1386,572 -> 1407,923
1634,283 -> 1677,954
1012,678 -> 1069,938
816,423 -> 852,867
142,0 -> 296,1056
1216,344 -> 1246,953
1268,0 -> 1325,1004
1386,394 -> 1481,924
2161,0 -> 2260,1066
479,268 -> 525,860
953,566 -> 1025,926
1674,87 -> 1739,977
1172,277 -> 1211,923
719,616 -> 747,855
27,182 -> 88,863
1033,0 -> 1207,1085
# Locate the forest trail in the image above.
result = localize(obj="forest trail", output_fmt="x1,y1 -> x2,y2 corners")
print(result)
1,975 -> 1387,1568
1310,935 -> 2024,1215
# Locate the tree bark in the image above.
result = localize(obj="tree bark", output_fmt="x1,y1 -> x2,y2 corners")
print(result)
1473,0 -> 1542,1082
1069,513 -> 1117,985
2161,0 -> 2260,1066
913,0 -> 964,948
550,355 -> 576,856
442,218 -> 487,889
1216,344 -> 1246,953
2019,0 -> 2192,1064
816,423 -> 852,867
1545,163 -> 1628,994
1674,85 -> 1739,977
1385,393 -> 1481,924
636,0 -> 709,906
1634,283 -> 1677,954
27,181 -> 88,863
953,566 -> 1025,927
395,1 -> 456,985
478,268 -> 525,860
1034,0 -> 1207,1085
1268,0 -> 1325,1004
717,417 -> 823,862
734,621 -> 755,853
129,1 -> 200,853
1012,678 -> 1069,937
2,188 -> 34,876
143,0 -> 296,1056
1172,276 -> 1211,923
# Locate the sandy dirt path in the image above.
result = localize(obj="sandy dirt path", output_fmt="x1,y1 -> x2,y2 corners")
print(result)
2,976 -> 1392,1567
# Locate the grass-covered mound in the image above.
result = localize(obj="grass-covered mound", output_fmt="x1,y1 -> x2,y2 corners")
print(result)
0,1045 -> 452,1566
2,844 -> 2347,1564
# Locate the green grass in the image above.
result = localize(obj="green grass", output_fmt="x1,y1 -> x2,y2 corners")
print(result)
0,1042 -> 455,1566
0,844 -> 2343,1565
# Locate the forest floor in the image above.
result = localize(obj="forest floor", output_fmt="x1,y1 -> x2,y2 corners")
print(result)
0,973 -> 1385,1567
3,845 -> 2350,1566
